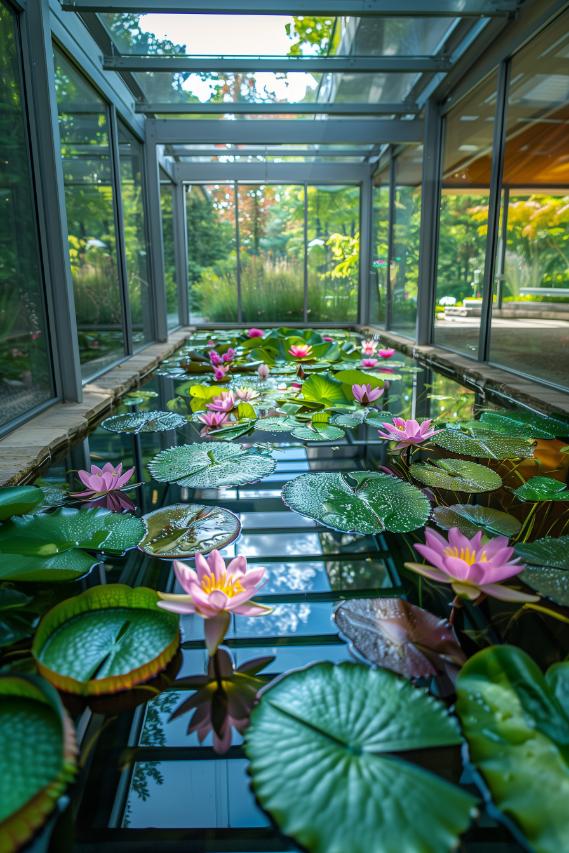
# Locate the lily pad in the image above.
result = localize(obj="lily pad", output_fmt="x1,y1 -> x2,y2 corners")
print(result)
0,486 -> 43,521
245,662 -> 476,853
282,471 -> 431,533
479,409 -> 569,439
332,369 -> 384,389
0,589 -> 37,648
334,598 -> 466,679
255,416 -> 298,433
300,374 -> 346,407
513,476 -> 569,502
432,428 -> 534,460
138,503 -> 241,557
410,459 -> 502,493
520,565 -> 569,606
101,411 -> 187,434
0,674 -> 77,853
331,410 -> 369,429
0,508 -> 144,558
148,442 -> 276,488
432,504 -> 521,538
291,423 -> 345,442
456,645 -> 569,852
124,390 -> 159,407
515,535 -> 569,569
32,585 -> 180,695
0,550 -> 97,583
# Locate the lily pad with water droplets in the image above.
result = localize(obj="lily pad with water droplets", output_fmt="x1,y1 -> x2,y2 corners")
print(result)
432,428 -> 535,460
479,409 -> 569,439
520,565 -> 569,606
432,504 -> 521,538
101,410 -> 187,434
0,486 -> 44,521
138,503 -> 241,558
255,416 -> 298,433
291,423 -> 345,442
516,535 -> 569,569
282,471 -> 431,534
410,459 -> 502,494
245,662 -> 477,853
148,442 -> 276,488
513,476 -> 569,502
334,598 -> 466,679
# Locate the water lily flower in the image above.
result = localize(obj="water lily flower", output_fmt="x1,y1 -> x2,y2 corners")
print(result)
322,336 -> 334,342
234,387 -> 260,402
377,417 -> 441,450
361,358 -> 379,368
72,462 -> 135,499
213,365 -> 230,381
209,350 -> 223,366
361,340 -> 377,356
352,384 -> 384,406
379,347 -> 396,359
206,340 -> 215,347
258,363 -> 270,380
405,528 -> 539,603
247,328 -> 264,338
158,551 -> 271,654
198,411 -> 229,429
207,391 -> 235,413
289,344 -> 313,359
222,348 -> 237,363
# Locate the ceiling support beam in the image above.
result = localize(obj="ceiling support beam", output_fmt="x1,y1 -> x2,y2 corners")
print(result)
174,162 -> 368,182
168,146 -> 373,157
61,1 -> 520,17
136,102 -> 420,116
149,118 -> 423,145
103,55 -> 452,73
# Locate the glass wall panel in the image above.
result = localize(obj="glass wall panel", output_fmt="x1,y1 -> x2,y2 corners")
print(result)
0,2 -> 54,427
187,183 -> 236,323
391,146 -> 422,336
118,123 -> 152,349
434,71 -> 497,357
159,177 -> 179,329
370,175 -> 390,327
489,12 -> 569,389
307,185 -> 359,323
238,184 -> 305,324
54,48 -> 125,379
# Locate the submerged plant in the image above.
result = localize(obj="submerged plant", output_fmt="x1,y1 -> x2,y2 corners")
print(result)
71,462 -> 135,501
405,527 -> 539,607
352,383 -> 384,406
377,417 -> 441,450
158,551 -> 271,654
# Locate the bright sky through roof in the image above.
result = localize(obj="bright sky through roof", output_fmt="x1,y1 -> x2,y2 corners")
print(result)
139,13 -> 319,101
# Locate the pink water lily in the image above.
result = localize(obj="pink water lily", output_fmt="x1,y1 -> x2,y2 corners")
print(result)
361,340 -> 377,356
158,551 -> 271,654
352,383 -> 384,406
322,335 -> 334,342
222,348 -> 237,363
405,527 -> 539,603
72,462 -> 135,499
289,344 -> 313,359
235,387 -> 260,402
361,358 -> 379,368
247,328 -> 264,338
198,411 -> 229,429
379,347 -> 396,359
258,363 -> 270,380
209,350 -> 223,366
207,391 -> 235,413
213,365 -> 230,381
377,417 -> 441,450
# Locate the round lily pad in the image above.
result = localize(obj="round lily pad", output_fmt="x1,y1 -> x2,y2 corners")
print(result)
410,459 -> 502,493
513,476 -> 569,502
0,486 -> 43,521
520,565 -> 569,606
245,662 -> 476,853
432,504 -> 521,538
148,442 -> 276,488
101,411 -> 187,434
479,409 -> 569,439
432,429 -> 535,460
515,535 -> 569,569
282,471 -> 431,534
138,503 -> 241,558
291,423 -> 345,442
32,585 -> 180,696
0,674 -> 77,853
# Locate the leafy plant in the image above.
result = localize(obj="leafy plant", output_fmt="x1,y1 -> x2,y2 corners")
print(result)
432,504 -> 521,538
101,411 -> 187,434
410,459 -> 502,493
138,503 -> 241,558
148,442 -> 276,488
513,476 -> 569,502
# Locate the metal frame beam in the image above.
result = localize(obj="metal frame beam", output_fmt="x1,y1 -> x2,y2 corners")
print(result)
104,55 -> 452,73
175,162 -> 368,182
416,100 -> 443,345
61,1 -> 521,16
151,119 -> 423,146
108,104 -> 133,354
137,102 -> 420,116
143,125 -> 169,341
173,182 -> 189,326
169,146 -> 373,158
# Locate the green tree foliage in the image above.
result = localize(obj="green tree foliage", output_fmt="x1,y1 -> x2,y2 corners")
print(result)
285,16 -> 335,56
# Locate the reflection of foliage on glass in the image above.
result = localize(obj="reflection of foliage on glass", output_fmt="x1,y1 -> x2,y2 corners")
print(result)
391,185 -> 420,333
436,194 -> 489,302
371,183 -> 389,325
160,183 -> 179,328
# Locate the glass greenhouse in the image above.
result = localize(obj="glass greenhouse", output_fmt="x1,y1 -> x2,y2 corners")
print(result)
1,3 -> 569,852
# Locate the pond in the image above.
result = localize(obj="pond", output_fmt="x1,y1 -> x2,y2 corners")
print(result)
1,327 -> 568,853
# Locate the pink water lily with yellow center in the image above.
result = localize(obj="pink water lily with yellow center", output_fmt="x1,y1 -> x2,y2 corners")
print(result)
222,348 -> 237,363
379,347 -> 396,359
213,365 -> 230,381
361,340 -> 377,356
207,391 -> 235,413
377,417 -> 441,450
361,358 -> 379,368
72,462 -> 135,499
405,527 -> 539,603
235,387 -> 260,402
198,411 -> 229,429
352,383 -> 384,406
158,551 -> 271,654
246,328 -> 264,338
288,344 -> 313,359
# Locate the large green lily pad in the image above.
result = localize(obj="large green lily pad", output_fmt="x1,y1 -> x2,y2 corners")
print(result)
138,503 -> 241,558
479,409 -> 569,439
291,423 -> 345,442
456,645 -> 569,853
516,535 -> 569,569
513,476 -> 569,502
32,585 -> 180,695
410,459 -> 502,493
282,471 -> 431,534
300,374 -> 346,406
148,442 -> 276,488
245,662 -> 476,853
432,504 -> 521,538
432,428 -> 535,460
519,566 -> 569,606
0,550 -> 97,583
101,410 -> 187,434
0,487 -> 43,521
0,674 -> 76,853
